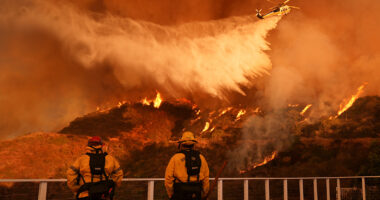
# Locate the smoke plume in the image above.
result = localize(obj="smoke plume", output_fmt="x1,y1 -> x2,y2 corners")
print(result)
0,0 -> 281,137
228,0 -> 380,171
0,0 -> 379,168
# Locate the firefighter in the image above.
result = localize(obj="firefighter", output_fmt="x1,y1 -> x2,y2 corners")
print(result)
165,131 -> 210,200
67,136 -> 123,200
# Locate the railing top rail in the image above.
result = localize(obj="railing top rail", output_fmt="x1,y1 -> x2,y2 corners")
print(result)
214,176 -> 380,180
1,176 -> 380,183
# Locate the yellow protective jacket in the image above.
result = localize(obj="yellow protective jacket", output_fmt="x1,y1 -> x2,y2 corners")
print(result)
67,146 -> 123,198
165,151 -> 210,198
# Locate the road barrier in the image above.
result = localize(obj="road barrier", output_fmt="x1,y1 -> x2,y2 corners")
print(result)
1,176 -> 379,200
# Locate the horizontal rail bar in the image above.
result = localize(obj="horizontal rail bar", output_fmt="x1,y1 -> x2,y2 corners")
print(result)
213,176 -> 380,180
1,176 -> 380,182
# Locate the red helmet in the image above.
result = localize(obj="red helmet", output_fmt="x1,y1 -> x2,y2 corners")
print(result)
88,136 -> 103,146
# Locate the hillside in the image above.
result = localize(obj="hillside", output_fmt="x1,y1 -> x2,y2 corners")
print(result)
0,96 -> 379,180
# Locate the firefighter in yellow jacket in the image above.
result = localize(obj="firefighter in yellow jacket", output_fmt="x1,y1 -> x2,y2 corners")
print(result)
67,136 -> 123,200
165,131 -> 210,200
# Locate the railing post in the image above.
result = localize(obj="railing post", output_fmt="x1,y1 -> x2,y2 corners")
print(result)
244,179 -> 249,200
299,179 -> 304,200
38,182 -> 47,200
326,178 -> 330,200
218,180 -> 223,200
314,178 -> 318,200
336,178 -> 341,200
283,179 -> 288,200
362,177 -> 366,200
265,179 -> 270,200
147,180 -> 154,200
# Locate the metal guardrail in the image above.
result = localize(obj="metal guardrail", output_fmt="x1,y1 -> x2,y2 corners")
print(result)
1,176 -> 380,200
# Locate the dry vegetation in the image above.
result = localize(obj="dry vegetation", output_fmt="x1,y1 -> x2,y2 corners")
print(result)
0,96 -> 379,180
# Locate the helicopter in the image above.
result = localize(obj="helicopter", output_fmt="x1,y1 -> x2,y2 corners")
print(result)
256,0 -> 299,19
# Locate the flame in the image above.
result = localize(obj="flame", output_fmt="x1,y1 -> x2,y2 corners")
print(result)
240,151 -> 278,174
236,109 -> 246,119
190,116 -> 201,125
141,98 -> 150,106
219,107 -> 233,117
209,126 -> 215,132
95,106 -> 111,113
288,104 -> 299,107
153,92 -> 162,108
117,101 -> 124,108
336,83 -> 367,116
235,109 -> 247,121
300,104 -> 312,116
253,107 -> 261,113
253,151 -> 277,169
140,91 -> 163,108
201,122 -> 210,133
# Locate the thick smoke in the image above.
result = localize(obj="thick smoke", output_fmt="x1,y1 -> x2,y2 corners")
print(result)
229,0 -> 380,171
0,0 -> 280,137
0,0 -> 379,167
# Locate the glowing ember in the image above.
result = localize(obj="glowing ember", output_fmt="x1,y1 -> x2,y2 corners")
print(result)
201,122 -> 210,133
153,92 -> 162,108
253,151 -> 277,169
300,104 -> 312,116
336,83 -> 367,117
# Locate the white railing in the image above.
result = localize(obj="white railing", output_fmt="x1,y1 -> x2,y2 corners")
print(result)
1,176 -> 379,200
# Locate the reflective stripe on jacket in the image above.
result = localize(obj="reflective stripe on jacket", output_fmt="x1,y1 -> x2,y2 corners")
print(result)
165,152 -> 210,198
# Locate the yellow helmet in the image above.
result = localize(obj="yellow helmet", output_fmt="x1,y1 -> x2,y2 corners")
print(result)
178,131 -> 197,144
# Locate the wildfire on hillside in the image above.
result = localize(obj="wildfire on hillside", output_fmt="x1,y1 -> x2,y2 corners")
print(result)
300,104 -> 312,116
85,82 -> 372,173
240,151 -> 278,174
336,83 -> 368,117
201,122 -> 210,134
140,91 -> 163,108
253,151 -> 277,168
235,109 -> 247,121
91,82 -> 369,173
